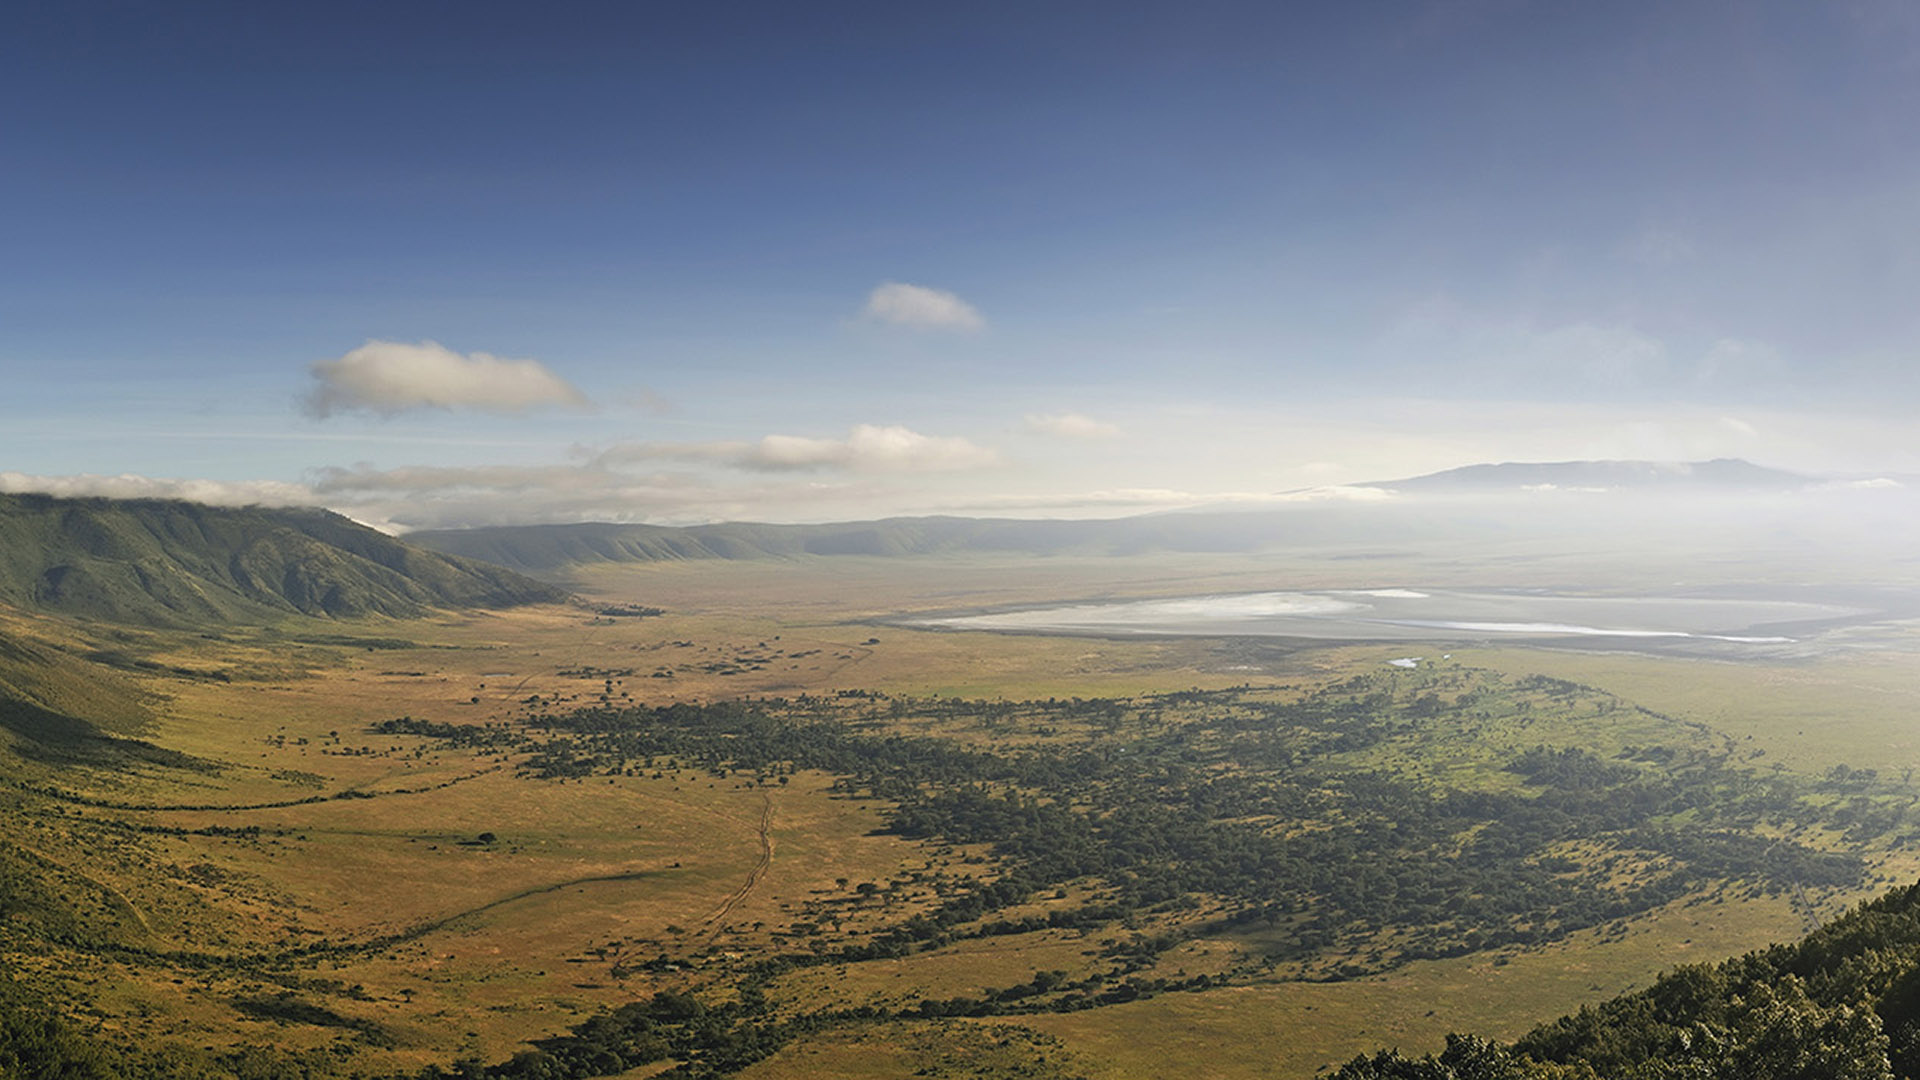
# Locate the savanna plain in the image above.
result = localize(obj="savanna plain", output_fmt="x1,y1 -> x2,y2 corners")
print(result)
11,549 -> 1920,1079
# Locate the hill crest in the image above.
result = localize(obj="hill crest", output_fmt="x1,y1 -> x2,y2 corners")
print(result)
0,491 -> 568,626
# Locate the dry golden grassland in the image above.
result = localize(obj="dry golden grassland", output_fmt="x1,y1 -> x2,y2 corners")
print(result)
735,1018 -> 1088,1080
7,554 -> 1920,1077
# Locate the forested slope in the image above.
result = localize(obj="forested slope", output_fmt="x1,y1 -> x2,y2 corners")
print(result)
1338,880 -> 1920,1079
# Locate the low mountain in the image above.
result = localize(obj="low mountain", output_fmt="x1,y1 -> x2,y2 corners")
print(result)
0,492 -> 567,626
409,517 -> 1092,571
404,508 -> 1424,574
1364,457 -> 1812,494
406,458 -> 1831,576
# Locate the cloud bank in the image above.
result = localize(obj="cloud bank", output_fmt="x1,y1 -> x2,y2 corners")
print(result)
305,340 -> 588,417
1025,412 -> 1121,439
0,471 -> 318,507
594,424 -> 1000,473
862,282 -> 984,331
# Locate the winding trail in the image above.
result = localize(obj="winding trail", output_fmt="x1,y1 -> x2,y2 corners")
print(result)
16,763 -> 505,813
389,868 -> 661,942
3,838 -> 158,942
87,865 -> 667,970
1793,881 -> 1823,933
702,792 -> 774,936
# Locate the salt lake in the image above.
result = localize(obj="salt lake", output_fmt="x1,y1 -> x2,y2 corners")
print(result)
908,588 -> 1866,647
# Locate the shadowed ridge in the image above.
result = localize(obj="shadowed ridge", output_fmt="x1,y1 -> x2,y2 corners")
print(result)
0,492 -> 568,626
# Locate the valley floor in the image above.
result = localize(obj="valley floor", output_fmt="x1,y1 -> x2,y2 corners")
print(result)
8,555 -> 1920,1078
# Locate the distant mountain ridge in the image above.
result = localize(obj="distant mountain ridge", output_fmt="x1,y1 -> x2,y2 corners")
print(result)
1367,457 -> 1813,493
407,457 -> 1817,575
0,492 -> 567,625
408,508 -> 1453,572
409,516 -> 1157,572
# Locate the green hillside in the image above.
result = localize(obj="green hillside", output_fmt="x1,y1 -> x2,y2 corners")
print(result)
0,623 -> 164,765
0,492 -> 568,625
1335,883 -> 1920,1078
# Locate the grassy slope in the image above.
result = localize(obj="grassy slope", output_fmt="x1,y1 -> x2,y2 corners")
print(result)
0,618 -> 149,731
0,492 -> 567,626
0,610 -> 170,771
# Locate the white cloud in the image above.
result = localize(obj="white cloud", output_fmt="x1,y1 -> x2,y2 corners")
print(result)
595,425 -> 1000,474
1272,484 -> 1398,503
861,282 -> 984,331
15,397 -> 1919,535
742,435 -> 851,470
1025,412 -> 1121,439
305,340 -> 587,418
0,471 -> 318,507
299,460 -> 905,530
758,425 -> 999,472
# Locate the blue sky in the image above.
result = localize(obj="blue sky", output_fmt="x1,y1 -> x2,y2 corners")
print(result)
4,2 -> 1918,527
